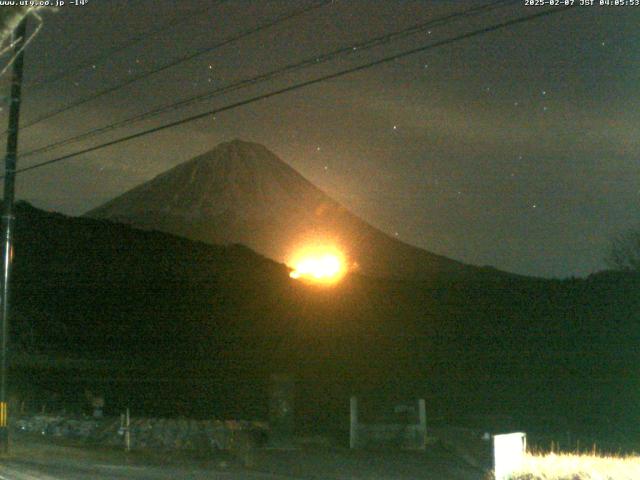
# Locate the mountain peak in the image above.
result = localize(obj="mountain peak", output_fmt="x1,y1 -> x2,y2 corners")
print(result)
88,140 -> 471,280
91,140 -> 328,220
166,138 -> 294,178
195,138 -> 281,165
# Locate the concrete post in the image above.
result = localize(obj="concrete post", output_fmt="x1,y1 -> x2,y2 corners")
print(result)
418,399 -> 426,449
125,407 -> 131,452
268,374 -> 295,448
349,396 -> 358,449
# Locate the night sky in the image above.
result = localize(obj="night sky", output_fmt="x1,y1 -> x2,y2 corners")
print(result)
2,0 -> 638,278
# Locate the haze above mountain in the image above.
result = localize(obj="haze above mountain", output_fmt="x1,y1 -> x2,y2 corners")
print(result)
88,139 -> 500,280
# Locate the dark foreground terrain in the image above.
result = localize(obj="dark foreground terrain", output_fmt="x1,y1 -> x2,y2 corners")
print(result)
0,435 -> 484,480
8,201 -> 640,442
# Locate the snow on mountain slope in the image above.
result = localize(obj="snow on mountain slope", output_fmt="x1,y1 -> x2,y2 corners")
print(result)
88,139 -> 478,280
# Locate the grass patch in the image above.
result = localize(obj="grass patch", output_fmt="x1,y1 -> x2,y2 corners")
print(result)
509,451 -> 640,479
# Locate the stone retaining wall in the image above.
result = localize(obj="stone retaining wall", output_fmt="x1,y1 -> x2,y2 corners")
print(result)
13,414 -> 268,451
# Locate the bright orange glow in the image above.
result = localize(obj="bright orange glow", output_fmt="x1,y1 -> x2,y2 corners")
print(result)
288,245 -> 346,284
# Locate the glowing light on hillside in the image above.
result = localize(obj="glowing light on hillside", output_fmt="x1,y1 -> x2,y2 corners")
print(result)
288,245 -> 347,284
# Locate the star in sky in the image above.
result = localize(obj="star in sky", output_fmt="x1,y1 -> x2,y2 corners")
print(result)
12,1 -> 637,279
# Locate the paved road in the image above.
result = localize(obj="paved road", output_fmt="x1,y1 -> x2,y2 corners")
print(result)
0,435 -> 485,480
0,437 -> 291,480
0,460 -> 296,480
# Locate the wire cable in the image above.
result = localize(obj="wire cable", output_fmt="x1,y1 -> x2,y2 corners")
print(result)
16,0 -> 332,133
8,5 -> 576,177
0,10 -> 43,79
24,0 -> 228,91
19,0 -> 516,160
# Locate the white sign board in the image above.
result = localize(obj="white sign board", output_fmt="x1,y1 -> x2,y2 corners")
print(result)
493,432 -> 526,480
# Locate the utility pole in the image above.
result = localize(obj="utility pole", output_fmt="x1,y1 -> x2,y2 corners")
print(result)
0,16 -> 28,454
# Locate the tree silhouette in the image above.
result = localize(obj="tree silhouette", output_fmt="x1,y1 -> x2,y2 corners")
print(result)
608,228 -> 640,272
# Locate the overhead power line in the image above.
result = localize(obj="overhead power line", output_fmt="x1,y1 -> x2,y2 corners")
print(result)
16,0 -> 332,133
24,0 -> 228,91
8,5 -> 576,178
19,0 -> 516,160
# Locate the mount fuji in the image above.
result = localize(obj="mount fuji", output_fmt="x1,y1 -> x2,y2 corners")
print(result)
88,139 -> 492,280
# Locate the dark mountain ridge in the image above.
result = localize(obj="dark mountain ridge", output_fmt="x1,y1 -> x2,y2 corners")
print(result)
9,201 -> 640,438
